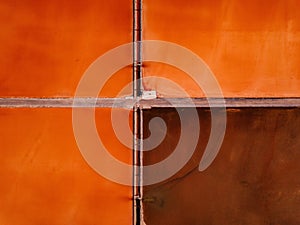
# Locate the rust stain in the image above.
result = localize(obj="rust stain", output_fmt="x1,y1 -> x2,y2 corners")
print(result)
142,108 -> 300,225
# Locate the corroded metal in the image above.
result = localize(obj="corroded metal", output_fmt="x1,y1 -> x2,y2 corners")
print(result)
142,107 -> 300,225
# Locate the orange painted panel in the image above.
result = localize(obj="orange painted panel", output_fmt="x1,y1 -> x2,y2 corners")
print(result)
0,108 -> 132,224
143,0 -> 300,97
0,0 -> 132,97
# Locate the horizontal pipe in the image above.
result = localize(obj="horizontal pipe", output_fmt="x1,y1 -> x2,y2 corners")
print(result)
1,97 -> 300,108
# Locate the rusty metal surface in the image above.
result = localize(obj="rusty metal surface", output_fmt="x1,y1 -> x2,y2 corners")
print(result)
142,108 -> 300,225
1,1 -> 300,225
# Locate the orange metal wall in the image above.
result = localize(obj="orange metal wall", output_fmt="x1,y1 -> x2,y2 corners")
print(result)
0,0 -> 132,97
143,0 -> 300,97
1,0 -> 300,224
0,108 -> 132,224
0,0 -> 133,224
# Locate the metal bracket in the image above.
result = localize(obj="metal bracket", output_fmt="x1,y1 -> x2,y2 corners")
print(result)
141,90 -> 157,100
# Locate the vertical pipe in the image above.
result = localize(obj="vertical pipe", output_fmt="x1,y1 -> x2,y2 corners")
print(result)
133,108 -> 141,225
132,0 -> 143,225
139,108 -> 144,222
133,0 -> 143,97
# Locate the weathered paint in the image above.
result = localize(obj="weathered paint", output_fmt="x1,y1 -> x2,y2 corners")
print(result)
143,108 -> 300,225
